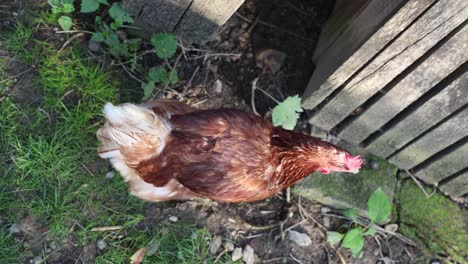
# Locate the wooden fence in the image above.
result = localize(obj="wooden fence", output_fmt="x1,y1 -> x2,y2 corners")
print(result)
302,0 -> 468,198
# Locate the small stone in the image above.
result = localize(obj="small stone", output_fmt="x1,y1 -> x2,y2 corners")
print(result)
429,260 -> 442,264
213,80 -> 222,93
169,216 -> 178,222
88,40 -> 101,52
9,223 -> 21,234
288,230 -> 312,247
232,247 -> 242,261
96,238 -> 107,250
225,242 -> 234,251
323,216 -> 331,229
320,206 -> 331,214
368,159 -> 380,170
105,171 -> 115,179
210,235 -> 222,255
255,49 -> 287,74
242,245 -> 255,264
49,242 -> 57,250
32,256 -> 42,264
384,223 -> 398,233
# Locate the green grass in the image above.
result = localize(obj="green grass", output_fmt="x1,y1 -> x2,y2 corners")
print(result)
0,11 -> 218,263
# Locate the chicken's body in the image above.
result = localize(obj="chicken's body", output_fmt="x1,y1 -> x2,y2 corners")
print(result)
97,100 -> 362,203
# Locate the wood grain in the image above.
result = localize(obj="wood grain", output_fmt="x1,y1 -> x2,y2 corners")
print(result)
414,141 -> 468,184
174,0 -> 245,43
439,171 -> 468,197
365,71 -> 468,158
388,107 -> 468,169
338,21 -> 468,144
302,0 -> 432,110
308,0 -> 468,131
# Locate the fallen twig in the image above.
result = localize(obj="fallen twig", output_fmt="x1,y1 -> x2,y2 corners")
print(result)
91,226 -> 123,232
58,32 -> 85,53
405,169 -> 435,198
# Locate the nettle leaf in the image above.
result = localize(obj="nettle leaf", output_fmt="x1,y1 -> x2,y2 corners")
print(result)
151,33 -> 177,59
344,208 -> 357,221
109,2 -> 133,26
143,81 -> 155,100
368,188 -> 391,224
91,32 -> 105,42
148,67 -> 169,85
58,16 -> 73,31
326,231 -> 344,247
363,227 -> 376,236
342,228 -> 364,257
272,95 -> 303,130
62,0 -> 75,13
81,0 -> 102,13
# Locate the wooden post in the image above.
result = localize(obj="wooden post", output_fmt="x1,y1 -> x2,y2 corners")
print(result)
122,0 -> 245,43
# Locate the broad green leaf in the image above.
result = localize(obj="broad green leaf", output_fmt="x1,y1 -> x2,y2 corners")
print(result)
344,208 -> 357,221
368,188 -> 391,224
342,228 -> 364,257
363,227 -> 376,236
81,0 -> 100,13
272,95 -> 303,130
326,231 -> 344,246
109,2 -> 133,26
91,32 -> 104,42
151,33 -> 178,59
143,81 -> 155,100
58,16 -> 73,31
62,0 -> 75,13
148,67 -> 169,85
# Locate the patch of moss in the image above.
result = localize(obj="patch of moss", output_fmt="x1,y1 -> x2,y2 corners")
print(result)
293,158 -> 397,221
398,180 -> 468,262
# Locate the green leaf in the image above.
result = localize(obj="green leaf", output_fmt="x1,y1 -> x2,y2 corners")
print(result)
62,0 -> 75,13
143,81 -> 155,100
326,231 -> 344,246
342,228 -> 364,257
272,95 -> 303,130
58,16 -> 73,31
363,227 -> 376,236
344,208 -> 357,221
148,67 -> 169,85
91,32 -> 104,42
81,0 -> 100,13
368,188 -> 391,224
109,2 -> 133,27
150,33 -> 178,59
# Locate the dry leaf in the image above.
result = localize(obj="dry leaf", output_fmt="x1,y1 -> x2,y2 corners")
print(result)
130,247 -> 147,264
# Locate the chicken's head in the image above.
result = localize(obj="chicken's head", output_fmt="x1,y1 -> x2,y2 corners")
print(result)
319,151 -> 362,175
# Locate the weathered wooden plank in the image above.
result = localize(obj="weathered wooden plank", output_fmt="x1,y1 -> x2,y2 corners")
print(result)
312,0 -> 371,62
338,22 -> 468,144
122,0 -> 192,34
388,107 -> 468,169
174,0 -> 245,43
302,0 -> 434,110
439,171 -> 468,197
414,141 -> 468,184
365,71 -> 468,158
307,0 -> 468,131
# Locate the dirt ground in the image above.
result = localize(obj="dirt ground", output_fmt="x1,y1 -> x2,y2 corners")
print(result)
1,0 -> 427,263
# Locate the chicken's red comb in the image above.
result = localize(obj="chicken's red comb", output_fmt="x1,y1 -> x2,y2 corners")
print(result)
345,154 -> 363,171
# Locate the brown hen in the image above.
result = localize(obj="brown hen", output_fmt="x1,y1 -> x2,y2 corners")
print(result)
97,100 -> 362,203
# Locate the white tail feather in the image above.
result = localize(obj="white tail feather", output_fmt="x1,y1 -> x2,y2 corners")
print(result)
97,102 -> 170,166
